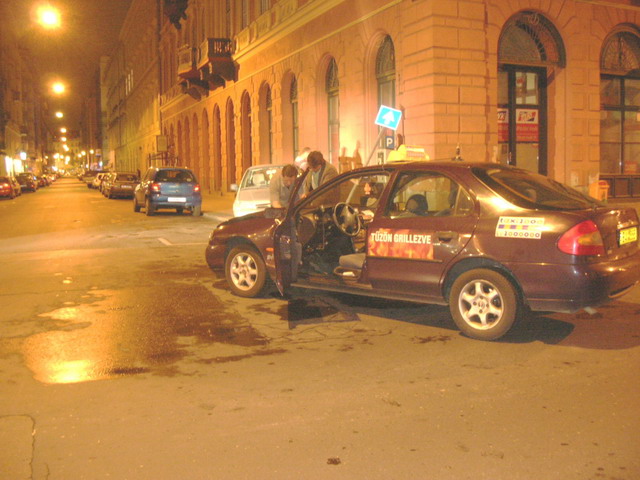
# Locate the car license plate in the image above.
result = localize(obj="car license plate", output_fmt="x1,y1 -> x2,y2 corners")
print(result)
618,226 -> 638,246
168,197 -> 187,202
122,185 -> 132,189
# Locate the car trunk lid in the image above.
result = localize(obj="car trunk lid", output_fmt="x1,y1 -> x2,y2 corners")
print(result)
590,206 -> 639,258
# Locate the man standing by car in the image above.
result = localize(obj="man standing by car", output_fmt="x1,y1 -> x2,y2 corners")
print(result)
269,164 -> 299,208
304,151 -> 338,195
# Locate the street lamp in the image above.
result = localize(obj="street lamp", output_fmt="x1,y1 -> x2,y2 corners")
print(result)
55,111 -> 64,118
51,81 -> 66,95
35,4 -> 61,30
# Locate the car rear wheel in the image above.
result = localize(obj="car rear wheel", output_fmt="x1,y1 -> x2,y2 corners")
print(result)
145,198 -> 155,216
449,269 -> 518,341
225,246 -> 267,298
192,205 -> 202,216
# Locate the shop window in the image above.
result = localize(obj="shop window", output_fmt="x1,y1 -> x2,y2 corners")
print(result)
326,58 -> 339,164
600,29 -> 640,175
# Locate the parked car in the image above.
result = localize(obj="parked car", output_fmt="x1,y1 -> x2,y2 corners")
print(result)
0,176 -> 22,199
104,172 -> 139,199
36,175 -> 49,187
133,166 -> 202,216
16,173 -> 38,192
231,164 -> 286,217
205,161 -> 640,341
82,171 -> 99,187
91,172 -> 108,190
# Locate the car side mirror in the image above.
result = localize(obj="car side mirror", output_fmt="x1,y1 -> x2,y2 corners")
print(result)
230,184 -> 239,192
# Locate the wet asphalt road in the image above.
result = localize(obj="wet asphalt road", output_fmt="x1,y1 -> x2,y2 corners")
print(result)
1,178 -> 639,479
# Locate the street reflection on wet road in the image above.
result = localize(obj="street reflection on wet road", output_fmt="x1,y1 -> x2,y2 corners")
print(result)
20,284 -> 269,384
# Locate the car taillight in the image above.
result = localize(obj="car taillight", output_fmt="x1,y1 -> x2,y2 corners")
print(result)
194,184 -> 200,192
0,183 -> 9,189
151,183 -> 161,193
558,220 -> 605,256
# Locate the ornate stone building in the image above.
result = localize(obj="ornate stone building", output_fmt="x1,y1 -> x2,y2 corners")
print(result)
0,3 -> 50,177
109,0 -> 640,198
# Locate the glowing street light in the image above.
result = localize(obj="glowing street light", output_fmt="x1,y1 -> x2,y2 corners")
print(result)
51,82 -> 66,95
60,127 -> 67,133
55,111 -> 64,118
36,4 -> 61,29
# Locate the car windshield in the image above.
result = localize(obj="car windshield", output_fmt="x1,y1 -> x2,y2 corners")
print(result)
156,170 -> 195,182
117,174 -> 137,182
240,166 -> 283,188
473,167 -> 604,211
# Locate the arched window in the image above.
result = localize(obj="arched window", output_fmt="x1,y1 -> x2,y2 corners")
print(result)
291,76 -> 299,158
498,11 -> 565,67
376,35 -> 396,108
241,92 -> 252,172
497,11 -> 565,174
326,58 -> 339,164
226,99 -> 236,187
600,28 -> 640,177
259,84 -> 273,164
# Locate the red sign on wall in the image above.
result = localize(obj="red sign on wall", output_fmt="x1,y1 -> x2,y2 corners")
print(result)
516,108 -> 539,142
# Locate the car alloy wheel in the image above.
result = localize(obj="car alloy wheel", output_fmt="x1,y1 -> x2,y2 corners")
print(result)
225,246 -> 267,298
449,268 -> 518,341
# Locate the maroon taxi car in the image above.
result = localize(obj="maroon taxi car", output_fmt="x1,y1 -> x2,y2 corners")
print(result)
205,161 -> 640,341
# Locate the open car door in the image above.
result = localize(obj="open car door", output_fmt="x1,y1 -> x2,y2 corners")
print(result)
273,170 -> 307,295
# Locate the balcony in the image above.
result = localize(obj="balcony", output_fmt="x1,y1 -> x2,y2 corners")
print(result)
177,44 -> 198,80
197,38 -> 236,87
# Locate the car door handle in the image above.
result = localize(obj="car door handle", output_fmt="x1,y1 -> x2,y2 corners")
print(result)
436,231 -> 458,242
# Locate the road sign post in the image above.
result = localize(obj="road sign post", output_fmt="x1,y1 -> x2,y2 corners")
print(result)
366,106 -> 403,166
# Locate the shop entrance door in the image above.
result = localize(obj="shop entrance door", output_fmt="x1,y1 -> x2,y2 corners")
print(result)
498,66 -> 547,175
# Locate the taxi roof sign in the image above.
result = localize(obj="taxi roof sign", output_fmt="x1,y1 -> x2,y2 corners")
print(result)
375,105 -> 402,131
387,145 -> 430,162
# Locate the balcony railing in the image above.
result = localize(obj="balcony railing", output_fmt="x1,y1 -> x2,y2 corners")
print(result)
177,44 -> 198,79
197,38 -> 236,83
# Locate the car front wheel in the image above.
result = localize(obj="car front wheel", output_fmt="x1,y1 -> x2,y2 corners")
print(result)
449,269 -> 518,341
133,198 -> 141,212
225,246 -> 267,298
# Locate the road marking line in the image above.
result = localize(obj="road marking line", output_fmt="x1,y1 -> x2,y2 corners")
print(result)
157,237 -> 206,246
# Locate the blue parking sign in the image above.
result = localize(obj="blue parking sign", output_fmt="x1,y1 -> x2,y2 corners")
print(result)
375,105 -> 402,130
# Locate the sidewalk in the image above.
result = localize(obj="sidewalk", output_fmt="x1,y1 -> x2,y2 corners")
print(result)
200,190 -> 235,223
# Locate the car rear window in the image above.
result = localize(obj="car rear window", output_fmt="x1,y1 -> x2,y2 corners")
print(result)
117,174 -> 137,182
241,166 -> 283,188
155,170 -> 195,182
473,167 -> 604,211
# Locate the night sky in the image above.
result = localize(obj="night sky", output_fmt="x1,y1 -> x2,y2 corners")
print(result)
10,0 -> 133,132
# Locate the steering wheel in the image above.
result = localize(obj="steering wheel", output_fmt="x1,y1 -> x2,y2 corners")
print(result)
332,202 -> 362,237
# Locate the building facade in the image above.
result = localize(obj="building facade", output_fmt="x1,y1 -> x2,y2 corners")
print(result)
0,2 -> 51,177
104,0 -> 162,174
108,0 -> 640,198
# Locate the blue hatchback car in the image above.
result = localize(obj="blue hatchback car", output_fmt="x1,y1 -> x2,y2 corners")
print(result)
133,166 -> 202,216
